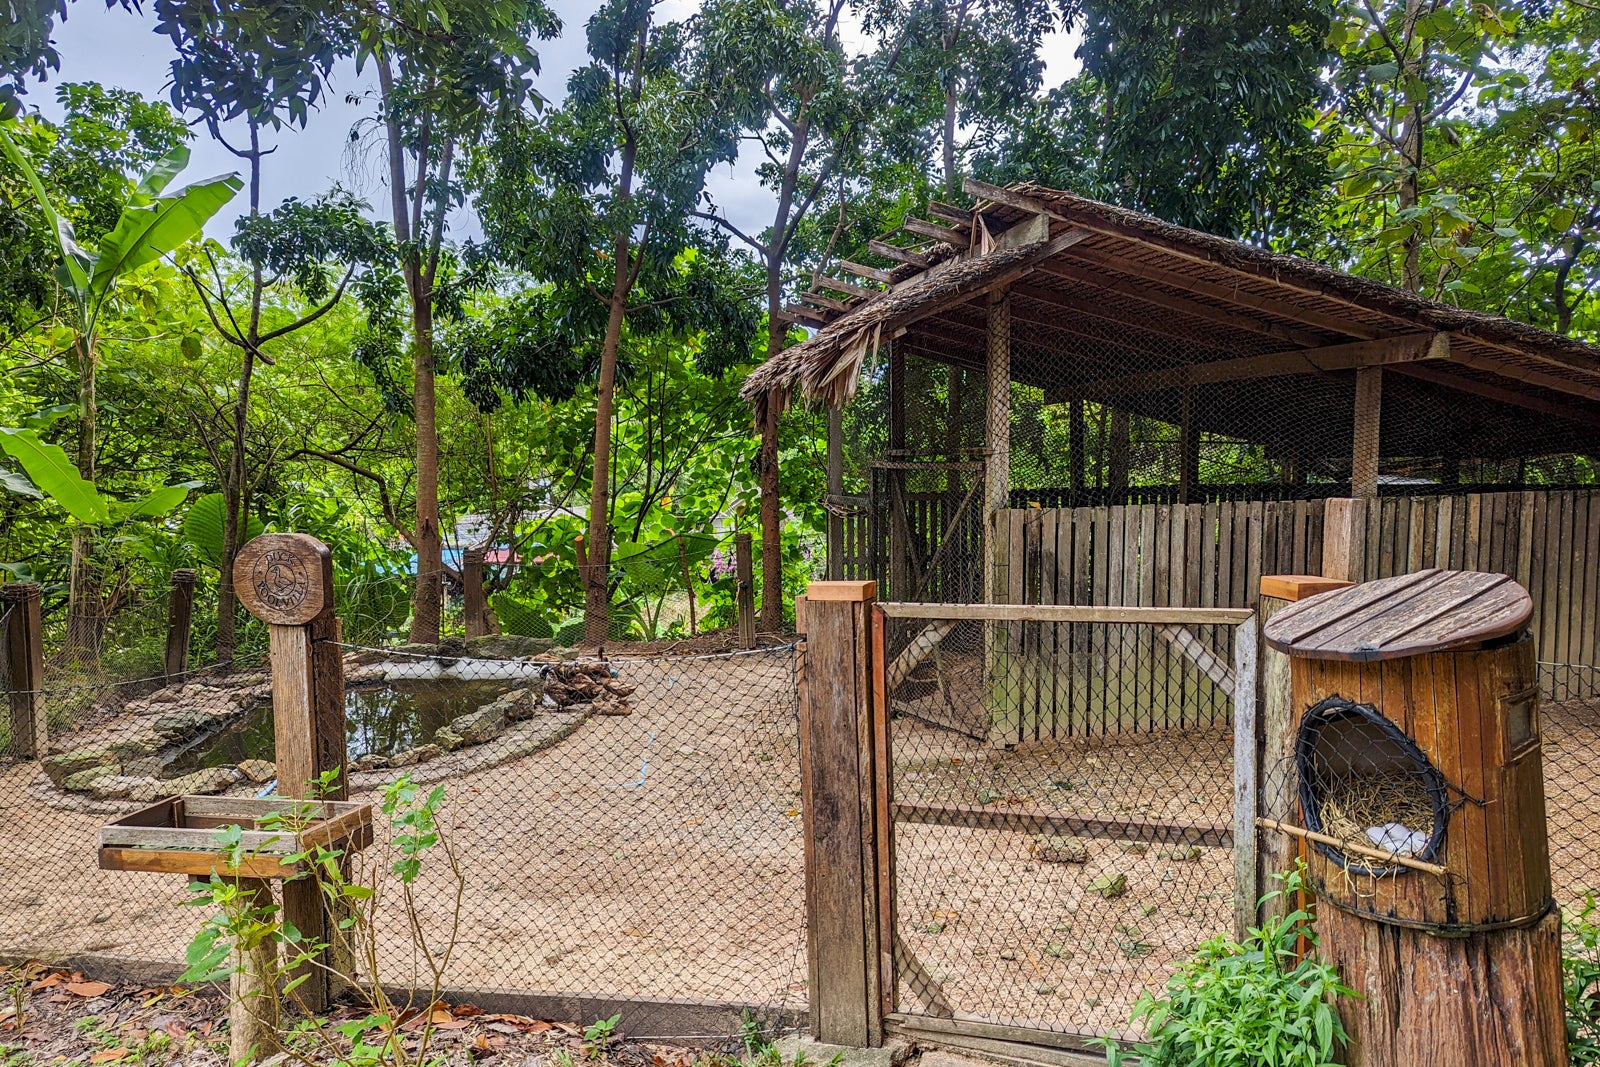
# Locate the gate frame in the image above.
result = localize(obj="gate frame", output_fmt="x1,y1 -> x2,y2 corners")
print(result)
799,583 -> 1262,1053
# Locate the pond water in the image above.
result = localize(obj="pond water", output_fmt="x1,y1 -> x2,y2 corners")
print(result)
169,681 -> 513,774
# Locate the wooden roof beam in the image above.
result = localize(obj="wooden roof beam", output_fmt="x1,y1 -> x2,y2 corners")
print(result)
1448,350 -> 1600,404
963,178 -> 1066,221
1048,247 -> 1382,341
814,274 -> 878,299
1036,260 -> 1326,348
868,239 -> 932,269
840,259 -> 895,284
927,201 -> 972,226
1063,333 -> 1451,397
781,304 -> 832,326
903,217 -> 971,248
1392,362 -> 1600,428
1012,282 -> 1248,351
802,291 -> 854,313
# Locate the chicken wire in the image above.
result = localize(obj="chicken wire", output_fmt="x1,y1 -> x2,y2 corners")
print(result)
0,639 -> 806,1035
882,614 -> 1238,1040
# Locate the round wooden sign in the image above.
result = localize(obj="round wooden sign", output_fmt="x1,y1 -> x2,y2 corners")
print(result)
234,533 -> 333,625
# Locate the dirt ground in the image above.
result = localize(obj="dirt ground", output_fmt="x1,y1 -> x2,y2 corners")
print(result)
4,648 -> 1600,1045
0,960 -> 761,1067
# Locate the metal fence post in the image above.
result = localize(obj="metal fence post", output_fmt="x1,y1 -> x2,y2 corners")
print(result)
165,568 -> 197,682
799,580 -> 886,1047
1,582 -> 45,759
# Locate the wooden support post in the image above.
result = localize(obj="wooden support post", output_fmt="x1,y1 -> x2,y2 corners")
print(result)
229,876 -> 281,1064
735,533 -> 757,649
1352,367 -> 1382,498
1179,385 -> 1199,505
234,533 -> 349,1011
165,568 -> 197,682
463,545 -> 489,639
2,582 -> 45,759
1108,407 -> 1129,499
1230,614 -> 1259,942
984,290 -> 1011,599
1068,398 -> 1085,504
889,344 -> 907,599
798,580 -> 886,1048
1322,498 -> 1367,584
1255,576 -> 1354,925
827,406 -> 844,581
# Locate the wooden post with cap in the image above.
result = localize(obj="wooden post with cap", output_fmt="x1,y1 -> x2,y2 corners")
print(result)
799,579 -> 889,1047
234,532 -> 350,1010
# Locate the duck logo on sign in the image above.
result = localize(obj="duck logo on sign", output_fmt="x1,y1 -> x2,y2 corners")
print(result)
251,548 -> 311,612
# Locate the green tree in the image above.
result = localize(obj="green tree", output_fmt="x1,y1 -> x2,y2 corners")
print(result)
471,0 -> 749,643
157,0 -> 391,660
350,0 -> 559,644
0,129 -> 239,658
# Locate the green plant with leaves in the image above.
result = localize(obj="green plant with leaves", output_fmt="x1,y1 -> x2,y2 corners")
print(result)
1095,866 -> 1353,1067
1567,893 -> 1600,1064
182,772 -> 466,1067
0,127 -> 238,660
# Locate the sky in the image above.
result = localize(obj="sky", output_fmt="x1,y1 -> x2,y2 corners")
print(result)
33,0 -> 1081,242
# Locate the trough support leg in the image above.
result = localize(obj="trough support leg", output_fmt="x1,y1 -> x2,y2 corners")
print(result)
229,877 -> 281,1065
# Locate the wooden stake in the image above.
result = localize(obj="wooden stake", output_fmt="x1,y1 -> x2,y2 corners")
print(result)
1352,367 -> 1382,498
165,568 -> 197,682
1231,615 -> 1260,941
1179,385 -> 1199,505
827,406 -> 844,581
229,877 -> 281,1065
463,545 -> 489,639
735,533 -> 757,649
1,582 -> 45,759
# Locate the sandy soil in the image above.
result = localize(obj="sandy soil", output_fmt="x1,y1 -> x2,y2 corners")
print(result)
4,649 -> 1599,1043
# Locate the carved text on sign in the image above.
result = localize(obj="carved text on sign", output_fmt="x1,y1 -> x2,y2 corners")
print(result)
251,548 -> 311,613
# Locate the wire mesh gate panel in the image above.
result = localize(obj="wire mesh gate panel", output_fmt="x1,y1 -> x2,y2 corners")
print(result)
877,603 -> 1250,1044
0,643 -> 807,1028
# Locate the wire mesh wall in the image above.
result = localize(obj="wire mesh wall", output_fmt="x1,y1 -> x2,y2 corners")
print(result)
882,612 -> 1241,1040
0,640 -> 807,1033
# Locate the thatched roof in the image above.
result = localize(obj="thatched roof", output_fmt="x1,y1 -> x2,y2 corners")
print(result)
744,184 -> 1600,457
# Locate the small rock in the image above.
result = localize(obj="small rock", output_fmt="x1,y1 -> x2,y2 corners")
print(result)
237,759 -> 277,783
63,764 -> 121,792
129,766 -> 240,802
433,727 -> 466,752
1089,873 -> 1129,900
1121,842 -> 1148,856
410,744 -> 444,763
449,704 -> 508,745
42,748 -> 118,785
999,949 -> 1017,961
351,753 -> 389,772
146,687 -> 182,704
594,695 -> 631,716
387,748 -> 422,768
542,947 -> 563,965
1034,835 -> 1089,864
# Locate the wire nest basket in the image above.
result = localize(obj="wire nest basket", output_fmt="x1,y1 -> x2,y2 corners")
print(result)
1297,697 -> 1450,876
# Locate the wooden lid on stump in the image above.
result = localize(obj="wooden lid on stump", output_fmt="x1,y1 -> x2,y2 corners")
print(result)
1262,568 -> 1532,662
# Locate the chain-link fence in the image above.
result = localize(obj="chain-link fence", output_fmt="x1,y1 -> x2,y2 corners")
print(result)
880,608 -> 1244,1041
0,639 -> 806,1036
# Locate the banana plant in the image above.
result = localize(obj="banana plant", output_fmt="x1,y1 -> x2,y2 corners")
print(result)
0,125 -> 240,661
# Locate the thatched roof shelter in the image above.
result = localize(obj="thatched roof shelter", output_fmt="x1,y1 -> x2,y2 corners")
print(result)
745,182 -> 1600,471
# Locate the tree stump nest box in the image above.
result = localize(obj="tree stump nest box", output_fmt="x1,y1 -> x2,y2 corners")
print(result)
1262,568 -> 1566,1067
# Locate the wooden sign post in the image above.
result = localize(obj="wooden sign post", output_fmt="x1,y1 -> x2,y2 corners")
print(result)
234,533 -> 349,1010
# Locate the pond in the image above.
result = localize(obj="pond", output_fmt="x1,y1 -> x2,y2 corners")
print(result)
168,681 -> 513,775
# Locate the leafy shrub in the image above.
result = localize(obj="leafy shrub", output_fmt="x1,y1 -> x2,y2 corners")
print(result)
1567,894 -> 1600,1064
1098,867 -> 1353,1067
491,591 -> 554,638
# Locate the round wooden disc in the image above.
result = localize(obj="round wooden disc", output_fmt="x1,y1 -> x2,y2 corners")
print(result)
1262,568 -> 1532,661
233,533 -> 332,625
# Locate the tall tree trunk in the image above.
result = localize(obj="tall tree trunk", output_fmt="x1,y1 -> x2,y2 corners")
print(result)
759,267 -> 784,632
218,123 -> 266,662
408,293 -> 442,643
65,334 -> 102,664
584,145 -> 638,646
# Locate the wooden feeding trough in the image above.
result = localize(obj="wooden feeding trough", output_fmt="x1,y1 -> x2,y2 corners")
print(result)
99,795 -> 373,878
1262,568 -> 1566,1067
